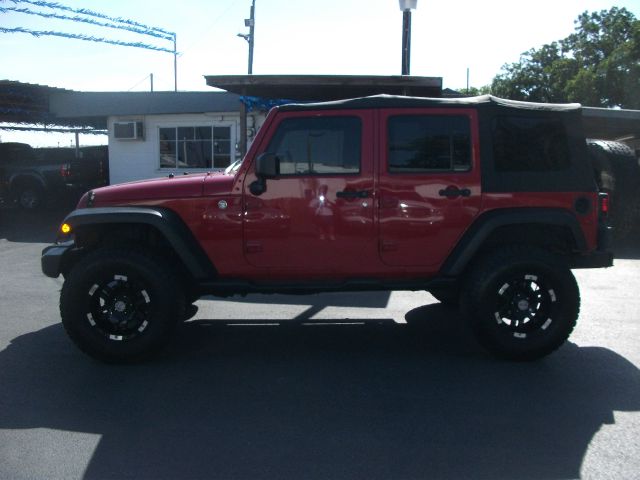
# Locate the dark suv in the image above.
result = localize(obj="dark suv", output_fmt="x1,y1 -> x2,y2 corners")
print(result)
0,142 -> 67,209
41,95 -> 612,362
0,143 -> 108,209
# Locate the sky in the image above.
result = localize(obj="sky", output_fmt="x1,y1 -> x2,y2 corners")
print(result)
1,0 -> 639,146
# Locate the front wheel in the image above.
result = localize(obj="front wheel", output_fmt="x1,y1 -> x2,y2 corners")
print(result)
462,247 -> 580,361
60,248 -> 185,363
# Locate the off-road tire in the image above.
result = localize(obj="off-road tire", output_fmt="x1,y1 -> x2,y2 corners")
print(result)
461,246 -> 580,361
60,247 -> 185,363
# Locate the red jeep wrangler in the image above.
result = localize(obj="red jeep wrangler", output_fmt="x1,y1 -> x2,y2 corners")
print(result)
42,95 -> 613,362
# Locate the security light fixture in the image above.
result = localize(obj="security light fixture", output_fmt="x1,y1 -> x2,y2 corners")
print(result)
399,0 -> 417,10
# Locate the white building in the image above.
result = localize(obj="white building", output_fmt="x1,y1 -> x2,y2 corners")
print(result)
50,91 -> 267,185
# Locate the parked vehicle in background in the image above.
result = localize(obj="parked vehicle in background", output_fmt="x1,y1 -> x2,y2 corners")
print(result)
42,95 -> 613,363
0,143 -> 108,209
43,145 -> 109,194
0,142 -> 65,209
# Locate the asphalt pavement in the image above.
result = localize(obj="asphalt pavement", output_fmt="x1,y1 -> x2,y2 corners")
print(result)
1,206 -> 639,480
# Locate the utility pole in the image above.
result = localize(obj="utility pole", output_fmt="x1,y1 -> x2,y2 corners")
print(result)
173,34 -> 178,91
238,0 -> 256,158
247,0 -> 255,74
238,0 -> 256,74
466,67 -> 470,93
399,0 -> 417,75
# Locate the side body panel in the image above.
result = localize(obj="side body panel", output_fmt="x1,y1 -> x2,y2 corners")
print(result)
241,109 -> 380,279
377,108 -> 482,270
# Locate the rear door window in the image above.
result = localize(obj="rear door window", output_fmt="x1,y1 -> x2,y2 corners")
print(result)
388,115 -> 471,173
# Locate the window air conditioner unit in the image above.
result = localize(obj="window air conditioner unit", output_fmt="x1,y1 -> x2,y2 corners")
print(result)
114,121 -> 144,140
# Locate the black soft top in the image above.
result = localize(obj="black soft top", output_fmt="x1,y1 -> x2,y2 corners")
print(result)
277,94 -> 582,113
278,94 -> 594,194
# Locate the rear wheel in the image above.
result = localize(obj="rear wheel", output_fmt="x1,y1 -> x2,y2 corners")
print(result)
462,246 -> 580,361
60,248 -> 185,363
16,184 -> 43,209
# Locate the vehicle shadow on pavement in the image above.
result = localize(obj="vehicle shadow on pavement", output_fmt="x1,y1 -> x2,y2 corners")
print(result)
612,241 -> 640,259
612,231 -> 640,259
200,290 -> 393,311
0,206 -> 73,243
1,304 -> 639,480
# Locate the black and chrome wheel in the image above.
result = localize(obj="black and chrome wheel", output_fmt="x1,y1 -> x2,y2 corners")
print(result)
60,248 -> 185,363
85,274 -> 153,342
491,272 -> 562,337
462,246 -> 580,361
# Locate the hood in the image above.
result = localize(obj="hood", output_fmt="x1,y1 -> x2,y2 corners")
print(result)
81,172 -> 219,206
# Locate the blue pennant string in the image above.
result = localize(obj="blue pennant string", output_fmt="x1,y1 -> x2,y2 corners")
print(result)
0,6 -> 174,41
0,26 -> 176,53
0,106 -> 37,114
7,0 -> 175,36
240,96 -> 297,112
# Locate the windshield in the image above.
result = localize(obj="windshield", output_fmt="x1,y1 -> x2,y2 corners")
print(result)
224,158 -> 242,175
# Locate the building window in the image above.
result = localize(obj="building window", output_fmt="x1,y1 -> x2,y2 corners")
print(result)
159,126 -> 232,169
388,115 -> 471,172
265,116 -> 361,175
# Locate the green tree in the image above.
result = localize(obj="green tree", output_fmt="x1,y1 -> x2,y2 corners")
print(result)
491,7 -> 640,108
458,85 -> 492,96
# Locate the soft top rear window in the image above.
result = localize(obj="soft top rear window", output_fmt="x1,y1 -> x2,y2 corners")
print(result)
492,116 -> 571,172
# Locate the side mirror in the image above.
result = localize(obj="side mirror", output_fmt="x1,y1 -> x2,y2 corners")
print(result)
255,152 -> 279,178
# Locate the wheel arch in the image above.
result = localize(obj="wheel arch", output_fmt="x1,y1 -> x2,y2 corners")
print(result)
441,208 -> 587,276
9,172 -> 46,190
61,207 -> 216,282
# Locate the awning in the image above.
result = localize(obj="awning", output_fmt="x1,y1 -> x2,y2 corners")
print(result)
205,74 -> 443,100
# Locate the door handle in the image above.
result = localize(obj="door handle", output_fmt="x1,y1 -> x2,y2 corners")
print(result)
336,190 -> 370,199
438,187 -> 471,198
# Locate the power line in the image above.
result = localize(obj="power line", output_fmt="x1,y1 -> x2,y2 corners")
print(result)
127,73 -> 152,92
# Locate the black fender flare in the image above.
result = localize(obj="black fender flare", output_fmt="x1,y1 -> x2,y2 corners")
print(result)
62,206 -> 216,280
441,208 -> 587,276
9,172 -> 46,190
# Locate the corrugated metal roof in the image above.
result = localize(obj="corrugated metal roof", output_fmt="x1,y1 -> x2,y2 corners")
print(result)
1,81 -> 243,130
0,79 -> 72,126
